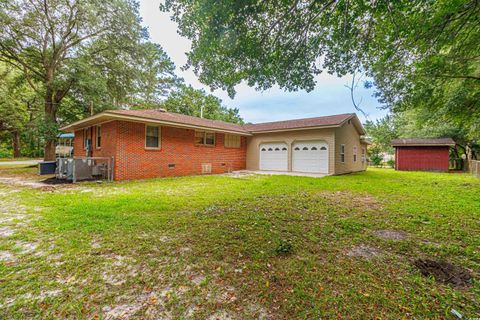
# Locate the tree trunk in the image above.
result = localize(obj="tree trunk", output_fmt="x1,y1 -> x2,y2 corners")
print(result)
43,89 -> 57,161
12,130 -> 21,158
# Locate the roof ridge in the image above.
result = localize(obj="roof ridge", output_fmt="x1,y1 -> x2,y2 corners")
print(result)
244,113 -> 354,126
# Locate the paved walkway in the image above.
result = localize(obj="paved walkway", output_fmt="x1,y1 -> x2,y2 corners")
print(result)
0,159 -> 42,166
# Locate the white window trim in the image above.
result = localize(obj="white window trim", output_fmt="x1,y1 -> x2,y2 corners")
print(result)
353,146 -> 357,162
195,131 -> 216,146
340,144 -> 345,163
96,125 -> 101,149
145,125 -> 161,149
361,147 -> 366,163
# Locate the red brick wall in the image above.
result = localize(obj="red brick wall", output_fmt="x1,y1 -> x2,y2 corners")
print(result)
395,146 -> 450,172
107,120 -> 246,180
73,121 -> 117,159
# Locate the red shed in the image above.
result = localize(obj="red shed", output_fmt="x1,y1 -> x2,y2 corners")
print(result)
392,138 -> 455,172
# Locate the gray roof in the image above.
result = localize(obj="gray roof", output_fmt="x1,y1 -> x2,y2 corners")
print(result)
391,138 -> 456,147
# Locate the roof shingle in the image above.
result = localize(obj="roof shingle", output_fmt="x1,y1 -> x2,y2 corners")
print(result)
391,138 -> 456,146
107,109 -> 249,134
243,113 -> 354,132
61,109 -> 363,135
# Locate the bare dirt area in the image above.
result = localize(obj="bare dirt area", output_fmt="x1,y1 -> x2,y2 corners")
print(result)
413,259 -> 473,288
0,176 -> 69,191
314,190 -> 384,211
346,244 -> 382,260
373,229 -> 409,241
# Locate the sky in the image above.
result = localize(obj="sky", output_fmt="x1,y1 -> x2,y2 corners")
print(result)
139,0 -> 388,124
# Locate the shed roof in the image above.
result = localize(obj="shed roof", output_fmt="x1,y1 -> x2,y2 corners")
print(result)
391,138 -> 456,147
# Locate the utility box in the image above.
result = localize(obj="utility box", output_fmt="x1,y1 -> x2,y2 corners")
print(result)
38,161 -> 57,175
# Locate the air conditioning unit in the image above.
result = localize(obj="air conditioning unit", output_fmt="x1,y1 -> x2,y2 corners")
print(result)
201,163 -> 212,174
92,164 -> 105,176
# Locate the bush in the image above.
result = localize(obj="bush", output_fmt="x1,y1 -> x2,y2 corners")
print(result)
275,238 -> 293,256
370,154 -> 384,167
387,159 -> 395,168
368,146 -> 384,167
0,146 -> 11,158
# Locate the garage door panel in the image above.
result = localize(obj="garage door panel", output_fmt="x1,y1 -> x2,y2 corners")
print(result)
259,143 -> 288,171
292,141 -> 328,173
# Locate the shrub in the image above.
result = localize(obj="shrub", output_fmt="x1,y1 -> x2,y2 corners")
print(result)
370,154 -> 384,167
387,159 -> 395,168
275,238 -> 293,256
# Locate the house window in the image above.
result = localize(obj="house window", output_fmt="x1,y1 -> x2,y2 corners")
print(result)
145,125 -> 160,148
353,146 -> 357,162
195,131 -> 215,146
224,134 -> 240,148
362,147 -> 366,163
96,126 -> 101,148
340,144 -> 345,163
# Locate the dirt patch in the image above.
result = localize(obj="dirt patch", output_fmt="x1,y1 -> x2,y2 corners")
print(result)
215,285 -> 237,304
207,310 -> 236,320
101,254 -> 139,286
0,176 -> 73,191
189,273 -> 206,286
373,229 -> 408,241
346,245 -> 381,260
413,259 -> 472,287
315,190 -> 383,211
15,240 -> 40,255
0,213 -> 27,224
1,289 -> 62,308
91,240 -> 102,249
103,303 -> 143,319
0,250 -> 15,262
0,226 -> 15,237
247,303 -> 269,319
103,287 -> 180,320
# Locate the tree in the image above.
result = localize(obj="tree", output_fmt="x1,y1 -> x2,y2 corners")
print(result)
368,146 -> 384,167
393,109 -> 478,159
162,85 -> 243,124
0,0 -> 178,160
364,115 -> 398,154
162,0 -> 479,137
0,64 -> 34,157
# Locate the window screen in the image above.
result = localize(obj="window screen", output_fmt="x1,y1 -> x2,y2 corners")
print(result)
96,126 -> 101,148
195,131 -> 215,146
146,125 -> 160,148
224,134 -> 240,148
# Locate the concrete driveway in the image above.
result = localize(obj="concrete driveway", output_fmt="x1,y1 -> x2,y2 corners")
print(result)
0,159 -> 42,166
231,170 -> 327,178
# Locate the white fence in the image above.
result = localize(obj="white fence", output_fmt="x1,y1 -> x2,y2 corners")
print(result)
468,160 -> 480,178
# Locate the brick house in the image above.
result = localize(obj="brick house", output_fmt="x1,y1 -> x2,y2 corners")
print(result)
392,138 -> 456,172
61,109 -> 369,180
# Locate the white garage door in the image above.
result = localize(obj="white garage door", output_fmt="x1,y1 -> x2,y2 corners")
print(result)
292,141 -> 328,173
259,143 -> 288,171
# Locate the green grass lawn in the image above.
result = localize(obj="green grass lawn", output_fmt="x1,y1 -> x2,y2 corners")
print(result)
0,168 -> 479,319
